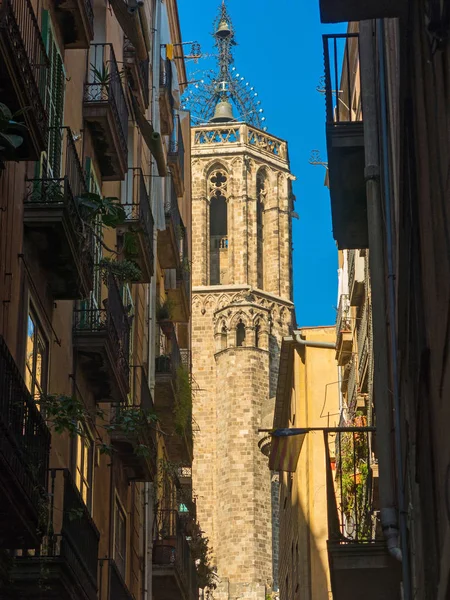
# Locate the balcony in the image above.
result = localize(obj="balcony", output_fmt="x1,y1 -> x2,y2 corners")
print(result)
319,0 -> 406,23
73,275 -> 130,403
336,294 -> 352,366
124,37 -> 149,109
347,359 -> 357,413
157,178 -> 184,270
168,115 -> 185,197
119,168 -> 155,283
109,397 -> 157,482
24,127 -> 94,300
0,0 -> 48,160
348,249 -> 365,306
99,558 -> 134,600
193,123 -> 288,167
11,469 -> 99,600
83,44 -> 128,180
0,336 -> 50,549
324,430 -> 401,600
155,331 -> 193,465
52,0 -> 93,49
159,57 -> 174,135
153,510 -> 199,600
323,34 -> 368,250
165,252 -> 191,323
357,303 -> 369,388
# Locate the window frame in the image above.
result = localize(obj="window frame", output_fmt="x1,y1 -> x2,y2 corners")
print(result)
114,494 -> 127,579
25,304 -> 49,402
74,423 -> 95,513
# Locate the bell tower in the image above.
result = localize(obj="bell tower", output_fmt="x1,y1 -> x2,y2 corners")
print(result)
187,3 -> 294,599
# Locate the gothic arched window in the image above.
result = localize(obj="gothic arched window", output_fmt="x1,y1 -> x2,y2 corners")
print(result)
209,169 -> 228,285
255,322 -> 260,348
256,170 -> 266,289
236,320 -> 246,347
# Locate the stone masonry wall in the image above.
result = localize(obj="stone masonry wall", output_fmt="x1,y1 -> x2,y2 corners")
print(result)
191,131 -> 293,600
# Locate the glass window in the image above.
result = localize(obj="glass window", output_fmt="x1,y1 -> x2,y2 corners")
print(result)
25,308 -> 49,401
114,497 -> 127,578
75,425 -> 94,511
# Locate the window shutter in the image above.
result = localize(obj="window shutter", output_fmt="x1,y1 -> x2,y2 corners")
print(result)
41,11 -> 65,177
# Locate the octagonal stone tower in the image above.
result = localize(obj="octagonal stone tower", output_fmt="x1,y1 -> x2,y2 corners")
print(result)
191,118 -> 294,600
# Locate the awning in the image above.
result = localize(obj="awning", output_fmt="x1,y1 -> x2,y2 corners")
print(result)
132,96 -> 167,177
269,428 -> 306,472
109,0 -> 148,61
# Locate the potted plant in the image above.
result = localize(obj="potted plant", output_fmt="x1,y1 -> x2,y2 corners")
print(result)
156,298 -> 175,336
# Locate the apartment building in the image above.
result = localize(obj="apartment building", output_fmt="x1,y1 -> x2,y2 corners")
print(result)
270,327 -> 338,600
0,0 -> 196,598
320,1 -> 450,598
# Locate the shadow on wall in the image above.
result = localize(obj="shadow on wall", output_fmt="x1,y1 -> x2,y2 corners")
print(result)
278,485 -> 330,600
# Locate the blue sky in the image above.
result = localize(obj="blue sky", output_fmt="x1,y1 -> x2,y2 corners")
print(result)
178,0 -> 345,326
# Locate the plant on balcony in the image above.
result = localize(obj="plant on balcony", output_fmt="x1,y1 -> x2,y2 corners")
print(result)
98,256 -> 142,284
0,102 -> 28,160
37,393 -> 158,459
174,365 -> 192,437
188,523 -> 216,590
156,298 -> 175,336
338,431 -> 372,540
181,256 -> 191,274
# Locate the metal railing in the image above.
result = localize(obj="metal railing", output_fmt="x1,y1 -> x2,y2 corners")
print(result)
155,329 -> 181,377
0,0 -> 49,144
357,302 -> 369,369
84,43 -> 128,158
73,275 -> 131,385
323,33 -> 361,125
348,249 -> 356,294
159,57 -> 173,107
165,177 -> 185,255
122,168 -> 154,267
325,429 -> 377,543
0,335 -> 50,508
169,114 -> 185,180
124,37 -> 149,108
24,127 -> 94,270
99,558 -> 134,600
153,510 -> 198,600
17,469 -> 99,600
347,359 -> 357,413
336,293 -> 351,345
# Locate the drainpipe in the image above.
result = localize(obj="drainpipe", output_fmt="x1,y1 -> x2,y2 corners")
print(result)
359,20 -> 407,578
291,330 -> 336,350
377,18 -> 412,598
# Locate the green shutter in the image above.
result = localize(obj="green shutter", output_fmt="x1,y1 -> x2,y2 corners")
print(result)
40,11 -> 65,177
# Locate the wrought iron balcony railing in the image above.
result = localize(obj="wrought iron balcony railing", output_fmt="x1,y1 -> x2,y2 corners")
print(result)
168,114 -> 185,196
0,0 -> 49,156
0,335 -> 50,546
13,468 -> 99,599
336,294 -> 351,342
323,33 -> 362,125
153,510 -> 198,600
124,36 -> 149,108
84,43 -> 128,178
122,167 -> 155,280
166,177 -> 186,260
325,429 -> 377,543
73,275 -> 131,398
24,127 -> 94,299
155,329 -> 181,377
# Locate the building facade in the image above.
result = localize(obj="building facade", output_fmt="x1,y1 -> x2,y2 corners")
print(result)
0,0 -> 197,599
320,1 -> 450,598
272,327 -> 338,600
189,5 -> 294,600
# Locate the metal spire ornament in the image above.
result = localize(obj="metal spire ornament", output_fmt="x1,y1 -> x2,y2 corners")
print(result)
181,1 -> 267,129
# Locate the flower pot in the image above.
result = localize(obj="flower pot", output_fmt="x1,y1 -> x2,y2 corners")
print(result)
158,319 -> 174,337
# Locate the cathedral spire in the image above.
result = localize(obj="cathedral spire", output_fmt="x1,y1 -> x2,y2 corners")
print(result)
182,1 -> 267,129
